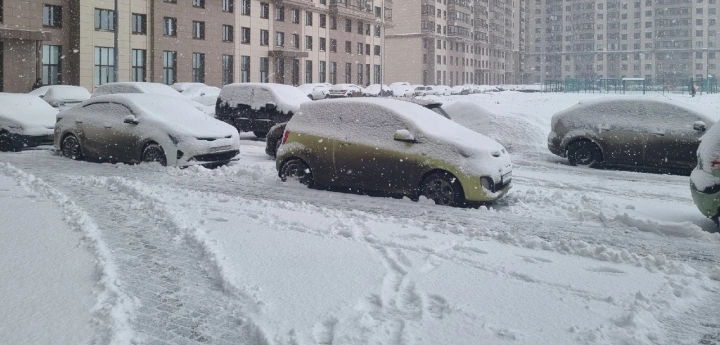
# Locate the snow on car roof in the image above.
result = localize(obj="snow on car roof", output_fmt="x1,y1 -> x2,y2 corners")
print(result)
571,97 -> 714,122
94,82 -> 183,98
0,93 -> 58,127
43,86 -> 91,102
218,83 -> 309,114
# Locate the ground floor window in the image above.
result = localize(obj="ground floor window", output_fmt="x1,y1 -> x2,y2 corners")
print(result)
94,47 -> 115,85
374,64 -> 381,84
319,61 -> 326,83
241,56 -> 250,82
192,53 -> 205,83
131,49 -> 146,82
163,51 -> 176,85
42,45 -> 62,85
222,55 -> 233,85
260,57 -> 269,83
305,60 -> 312,84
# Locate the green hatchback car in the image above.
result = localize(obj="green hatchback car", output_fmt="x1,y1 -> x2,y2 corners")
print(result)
275,98 -> 513,206
691,122 -> 720,222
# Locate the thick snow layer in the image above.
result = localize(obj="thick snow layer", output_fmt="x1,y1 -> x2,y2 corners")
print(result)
0,93 -> 57,136
92,82 -> 205,112
180,85 -> 221,107
218,83 -> 310,114
0,175 -> 96,345
39,85 -> 91,103
171,82 -> 206,92
363,84 -> 391,95
444,101 -> 546,154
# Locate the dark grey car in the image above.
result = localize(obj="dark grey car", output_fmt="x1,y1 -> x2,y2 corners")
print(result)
548,98 -> 713,172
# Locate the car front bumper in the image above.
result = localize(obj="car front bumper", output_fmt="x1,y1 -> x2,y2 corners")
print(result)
690,169 -> 720,218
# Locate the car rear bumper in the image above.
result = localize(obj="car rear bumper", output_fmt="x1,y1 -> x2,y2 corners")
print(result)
7,133 -> 54,149
547,132 -> 564,156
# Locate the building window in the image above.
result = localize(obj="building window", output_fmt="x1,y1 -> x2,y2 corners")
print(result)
222,55 -> 234,85
223,0 -> 234,12
275,6 -> 284,21
319,61 -> 326,83
374,45 -> 381,56
276,32 -> 285,46
131,49 -> 146,82
192,21 -> 205,39
191,53 -> 205,83
357,22 -> 363,34
260,2 -> 269,18
132,14 -> 146,34
193,0 -> 205,8
260,29 -> 269,46
374,64 -> 381,83
330,62 -> 337,84
292,34 -> 300,49
222,25 -> 233,42
357,63 -> 363,85
330,39 -> 337,53
345,19 -> 352,32
365,24 -> 370,36
43,5 -> 62,28
241,0 -> 250,15
94,9 -> 114,31
164,17 -> 176,36
94,47 -> 116,85
260,57 -> 269,83
357,42 -> 363,55
275,58 -> 285,83
320,14 -> 326,28
291,9 -> 300,23
319,37 -> 326,51
331,16 -> 337,30
306,11 -> 313,26
241,27 -> 250,44
241,56 -> 250,82
164,0 -> 176,3
374,25 -> 381,37
345,41 -> 351,53
42,45 -> 62,85
163,51 -> 176,85
345,63 -> 352,83
305,60 -> 313,83
306,36 -> 313,50
365,44 -> 370,55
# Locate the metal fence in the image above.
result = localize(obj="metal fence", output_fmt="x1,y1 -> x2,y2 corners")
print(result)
542,77 -> 719,95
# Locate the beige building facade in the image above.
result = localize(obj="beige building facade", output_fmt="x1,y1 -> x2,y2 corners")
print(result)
0,0 -> 391,93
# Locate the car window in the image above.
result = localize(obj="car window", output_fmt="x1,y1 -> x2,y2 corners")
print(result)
84,103 -> 133,117
254,88 -> 274,105
339,104 -> 411,144
644,103 -> 708,134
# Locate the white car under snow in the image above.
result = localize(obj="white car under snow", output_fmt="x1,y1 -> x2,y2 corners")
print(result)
93,82 -> 206,113
54,94 -> 240,167
0,93 -> 57,151
28,85 -> 91,111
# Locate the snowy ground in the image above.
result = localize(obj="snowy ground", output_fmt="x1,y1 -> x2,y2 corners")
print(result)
2,91 -> 720,345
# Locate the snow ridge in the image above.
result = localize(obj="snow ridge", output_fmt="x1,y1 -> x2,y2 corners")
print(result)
0,162 -> 137,345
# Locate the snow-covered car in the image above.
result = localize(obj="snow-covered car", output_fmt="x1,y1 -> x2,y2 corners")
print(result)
449,85 -> 471,95
276,98 -> 512,206
549,98 -> 713,171
0,93 -> 57,151
328,84 -> 363,98
171,82 -> 207,93
413,86 -> 437,96
215,83 -> 310,137
93,82 -> 205,112
29,85 -> 91,111
363,84 -> 393,97
389,82 -> 414,97
55,94 -> 240,167
297,83 -> 330,100
180,84 -> 222,107
444,102 -> 546,153
433,85 -> 451,96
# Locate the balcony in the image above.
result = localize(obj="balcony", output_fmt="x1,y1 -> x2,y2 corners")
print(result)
330,0 -> 376,21
271,0 -> 316,9
269,49 -> 309,58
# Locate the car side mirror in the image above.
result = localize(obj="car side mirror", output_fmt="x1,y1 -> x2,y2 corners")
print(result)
266,102 -> 277,111
123,115 -> 139,125
694,121 -> 706,132
394,129 -> 416,143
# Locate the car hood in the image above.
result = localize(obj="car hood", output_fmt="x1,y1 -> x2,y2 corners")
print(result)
164,116 -> 238,139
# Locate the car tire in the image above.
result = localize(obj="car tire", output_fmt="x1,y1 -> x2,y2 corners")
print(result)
419,172 -> 464,207
254,131 -> 268,138
279,158 -> 314,187
0,132 -> 13,152
61,134 -> 83,160
567,140 -> 602,167
141,143 -> 167,166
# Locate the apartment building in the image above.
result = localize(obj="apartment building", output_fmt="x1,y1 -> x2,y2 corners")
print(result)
0,0 -> 391,93
384,0 -> 522,86
527,0 -> 720,83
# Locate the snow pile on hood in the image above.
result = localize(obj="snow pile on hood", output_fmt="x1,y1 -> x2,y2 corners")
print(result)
171,82 -> 206,92
218,83 -> 310,114
363,84 -> 391,95
444,101 -> 546,154
42,86 -> 91,103
93,82 -> 183,98
0,93 -> 58,135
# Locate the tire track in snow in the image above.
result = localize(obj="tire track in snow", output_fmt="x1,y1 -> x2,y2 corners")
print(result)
0,162 -> 136,345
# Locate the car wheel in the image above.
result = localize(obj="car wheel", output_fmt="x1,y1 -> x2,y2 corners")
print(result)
0,132 -> 13,152
419,172 -> 464,206
274,139 -> 282,157
567,140 -> 602,166
254,131 -> 268,138
279,158 -> 314,187
61,134 -> 83,160
141,144 -> 167,166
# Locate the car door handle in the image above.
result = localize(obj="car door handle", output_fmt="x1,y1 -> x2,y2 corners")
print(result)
104,126 -> 113,129
652,132 -> 665,136
75,121 -> 83,124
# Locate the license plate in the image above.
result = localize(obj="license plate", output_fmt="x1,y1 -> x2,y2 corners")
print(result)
210,145 -> 232,152
502,171 -> 512,181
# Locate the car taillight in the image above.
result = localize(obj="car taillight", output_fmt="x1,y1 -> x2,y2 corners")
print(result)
711,159 -> 720,170
282,130 -> 290,144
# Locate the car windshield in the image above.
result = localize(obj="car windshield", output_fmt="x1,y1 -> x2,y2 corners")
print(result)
5,2 -> 720,344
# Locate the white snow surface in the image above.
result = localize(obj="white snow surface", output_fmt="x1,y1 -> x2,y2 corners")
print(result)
0,93 -> 57,135
218,83 -> 310,114
39,85 -> 92,103
2,91 -> 720,345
